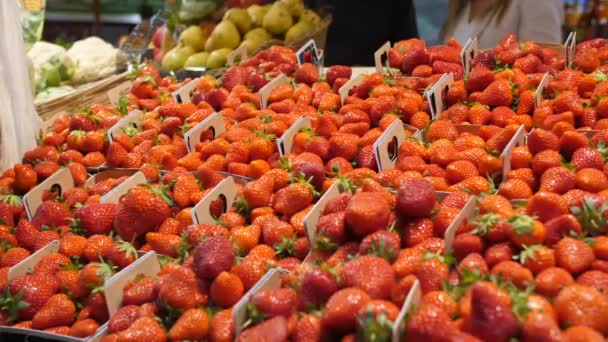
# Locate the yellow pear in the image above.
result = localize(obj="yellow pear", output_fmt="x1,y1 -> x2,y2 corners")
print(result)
184,51 -> 210,68
280,0 -> 305,18
161,45 -> 195,70
247,5 -> 269,27
244,28 -> 272,54
205,21 -> 241,52
179,25 -> 207,51
223,8 -> 252,34
206,48 -> 233,69
262,2 -> 294,35
285,20 -> 314,42
299,9 -> 322,26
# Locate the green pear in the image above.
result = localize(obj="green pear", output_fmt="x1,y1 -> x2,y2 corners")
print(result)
285,20 -> 314,42
280,0 -> 305,18
244,28 -> 272,53
206,48 -> 233,69
223,8 -> 252,34
179,25 -> 207,51
205,21 -> 241,52
162,45 -> 195,70
247,5 -> 269,27
184,51 -> 210,68
299,9 -> 321,26
262,2 -> 293,35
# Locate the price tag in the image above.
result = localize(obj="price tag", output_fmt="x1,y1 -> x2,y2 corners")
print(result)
296,39 -> 322,67
8,241 -> 60,281
374,41 -> 392,74
107,110 -> 145,143
461,37 -> 479,76
23,169 -> 74,220
338,74 -> 364,105
426,73 -> 454,119
302,183 -> 341,247
172,78 -> 200,104
373,119 -> 406,171
277,116 -> 312,157
191,177 -> 237,225
534,73 -> 550,109
184,112 -> 225,153
227,42 -> 248,66
258,73 -> 289,109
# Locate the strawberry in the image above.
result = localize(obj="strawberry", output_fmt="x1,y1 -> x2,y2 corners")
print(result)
158,266 -> 199,310
13,164 -> 38,193
359,230 -> 401,261
554,284 -> 608,334
0,247 -> 31,267
480,79 -> 513,107
122,276 -> 156,305
466,64 -> 495,92
116,316 -> 167,342
322,287 -> 371,333
237,316 -> 288,342
108,305 -> 139,333
79,262 -> 114,296
7,273 -> 60,320
113,185 -> 172,241
222,66 -> 248,91
344,192 -> 390,238
250,287 -> 297,319
14,219 -> 39,250
295,63 -> 319,85
299,267 -> 338,309
413,253 -> 449,293
168,308 -> 209,341
527,191 -> 568,223
469,282 -> 520,341
402,46 -> 431,73
527,128 -> 559,155
31,293 -> 75,329
69,318 -> 100,338
571,147 -> 605,171
555,237 -> 595,275
396,178 -> 436,218
34,252 -> 70,275
83,234 -> 114,262
341,255 -> 395,300
405,303 -> 462,341
192,236 -> 235,280
172,174 -> 200,208
75,203 -> 117,235
107,240 -> 138,269
32,201 -> 73,229
539,166 -> 576,194
273,181 -> 315,217
326,65 -> 352,87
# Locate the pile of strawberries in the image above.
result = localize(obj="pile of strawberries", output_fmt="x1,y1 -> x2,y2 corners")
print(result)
2,31 -> 608,341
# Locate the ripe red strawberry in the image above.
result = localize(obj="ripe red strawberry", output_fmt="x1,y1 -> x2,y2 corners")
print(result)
122,276 -> 156,305
107,240 -> 138,269
7,273 -> 60,320
221,66 -> 248,91
237,316 -> 288,342
466,64 -> 495,92
32,201 -> 73,229
168,308 -> 209,341
79,262 -> 115,296
293,314 -> 323,342
299,268 -> 338,309
273,181 -> 315,217
116,316 -> 167,341
172,174 -> 200,208
432,60 -> 464,80
34,252 -> 70,275
344,192 -> 390,238
108,305 -> 139,333
192,236 -> 235,280
341,255 -> 395,300
402,46 -> 430,73
158,267 -> 199,310
113,185 -> 172,241
359,229 -> 401,261
322,288 -> 371,333
469,283 -> 520,342
480,79 -> 513,107
251,288 -> 297,318
316,211 -> 346,250
405,302 -> 463,341
14,219 -> 39,250
31,293 -> 76,329
295,63 -> 319,85
527,128 -> 559,155
539,166 -> 576,194
397,178 -> 436,218
75,203 -> 117,235
326,65 -> 352,87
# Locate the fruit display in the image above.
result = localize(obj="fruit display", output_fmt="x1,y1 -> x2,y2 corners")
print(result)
3,29 -> 608,341
158,0 -> 324,71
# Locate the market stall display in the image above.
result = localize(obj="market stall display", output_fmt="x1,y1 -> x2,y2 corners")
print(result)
4,0 -> 608,338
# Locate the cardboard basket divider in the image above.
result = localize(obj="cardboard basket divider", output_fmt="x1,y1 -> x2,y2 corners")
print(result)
7,240 -> 60,281
259,73 -> 290,110
184,112 -> 225,153
426,73 -> 454,119
296,39 -> 324,74
374,41 -> 392,75
338,74 -> 364,105
107,109 -> 145,143
564,31 -> 577,68
84,169 -> 139,188
391,279 -> 421,342
373,118 -> 406,172
461,37 -> 479,76
277,116 -> 312,157
103,251 -> 161,317
171,77 -> 200,104
233,268 -> 285,337
23,168 -> 75,220
500,124 -> 527,179
227,42 -> 248,66
443,197 -> 477,254
191,176 -> 237,225
534,73 -> 551,110
302,182 -> 341,249
106,81 -> 133,106
100,171 -> 147,204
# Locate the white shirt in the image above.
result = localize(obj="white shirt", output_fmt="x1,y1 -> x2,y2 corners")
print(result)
445,0 -> 564,49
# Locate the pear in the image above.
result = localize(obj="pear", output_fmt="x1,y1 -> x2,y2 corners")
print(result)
299,9 -> 322,26
262,2 -> 293,35
285,20 -> 314,42
223,8 -> 252,34
244,28 -> 272,54
280,0 -> 305,18
184,51 -> 210,68
162,45 -> 195,70
247,5 -> 269,27
179,25 -> 207,51
206,48 -> 233,69
205,21 -> 241,52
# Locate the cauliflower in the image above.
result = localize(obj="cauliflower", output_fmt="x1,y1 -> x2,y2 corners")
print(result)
68,37 -> 118,83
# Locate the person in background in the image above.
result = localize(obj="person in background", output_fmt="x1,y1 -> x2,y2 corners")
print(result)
441,0 -> 564,49
305,0 -> 419,65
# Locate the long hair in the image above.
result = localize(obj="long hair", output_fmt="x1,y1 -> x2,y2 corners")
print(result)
440,0 -> 512,41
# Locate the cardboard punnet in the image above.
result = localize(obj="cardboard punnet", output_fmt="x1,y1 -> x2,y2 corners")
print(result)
374,41 -> 392,75
233,268 -> 286,337
392,279 -> 422,342
103,251 -> 161,317
23,168 -> 75,220
277,116 -> 312,157
564,31 -> 577,68
7,240 -> 60,281
534,72 -> 551,109
296,39 -> 324,70
191,176 -> 237,225
338,74 -> 364,105
100,171 -> 147,204
500,124 -> 527,178
461,37 -> 480,76
227,42 -> 248,66
106,81 -> 133,106
302,182 -> 341,247
84,169 -> 139,188
443,196 -> 477,254
183,112 -> 225,153
107,109 -> 145,143
0,322 -> 107,342
172,78 -> 200,104
373,118 -> 407,172
426,73 -> 454,119
259,73 -> 290,110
